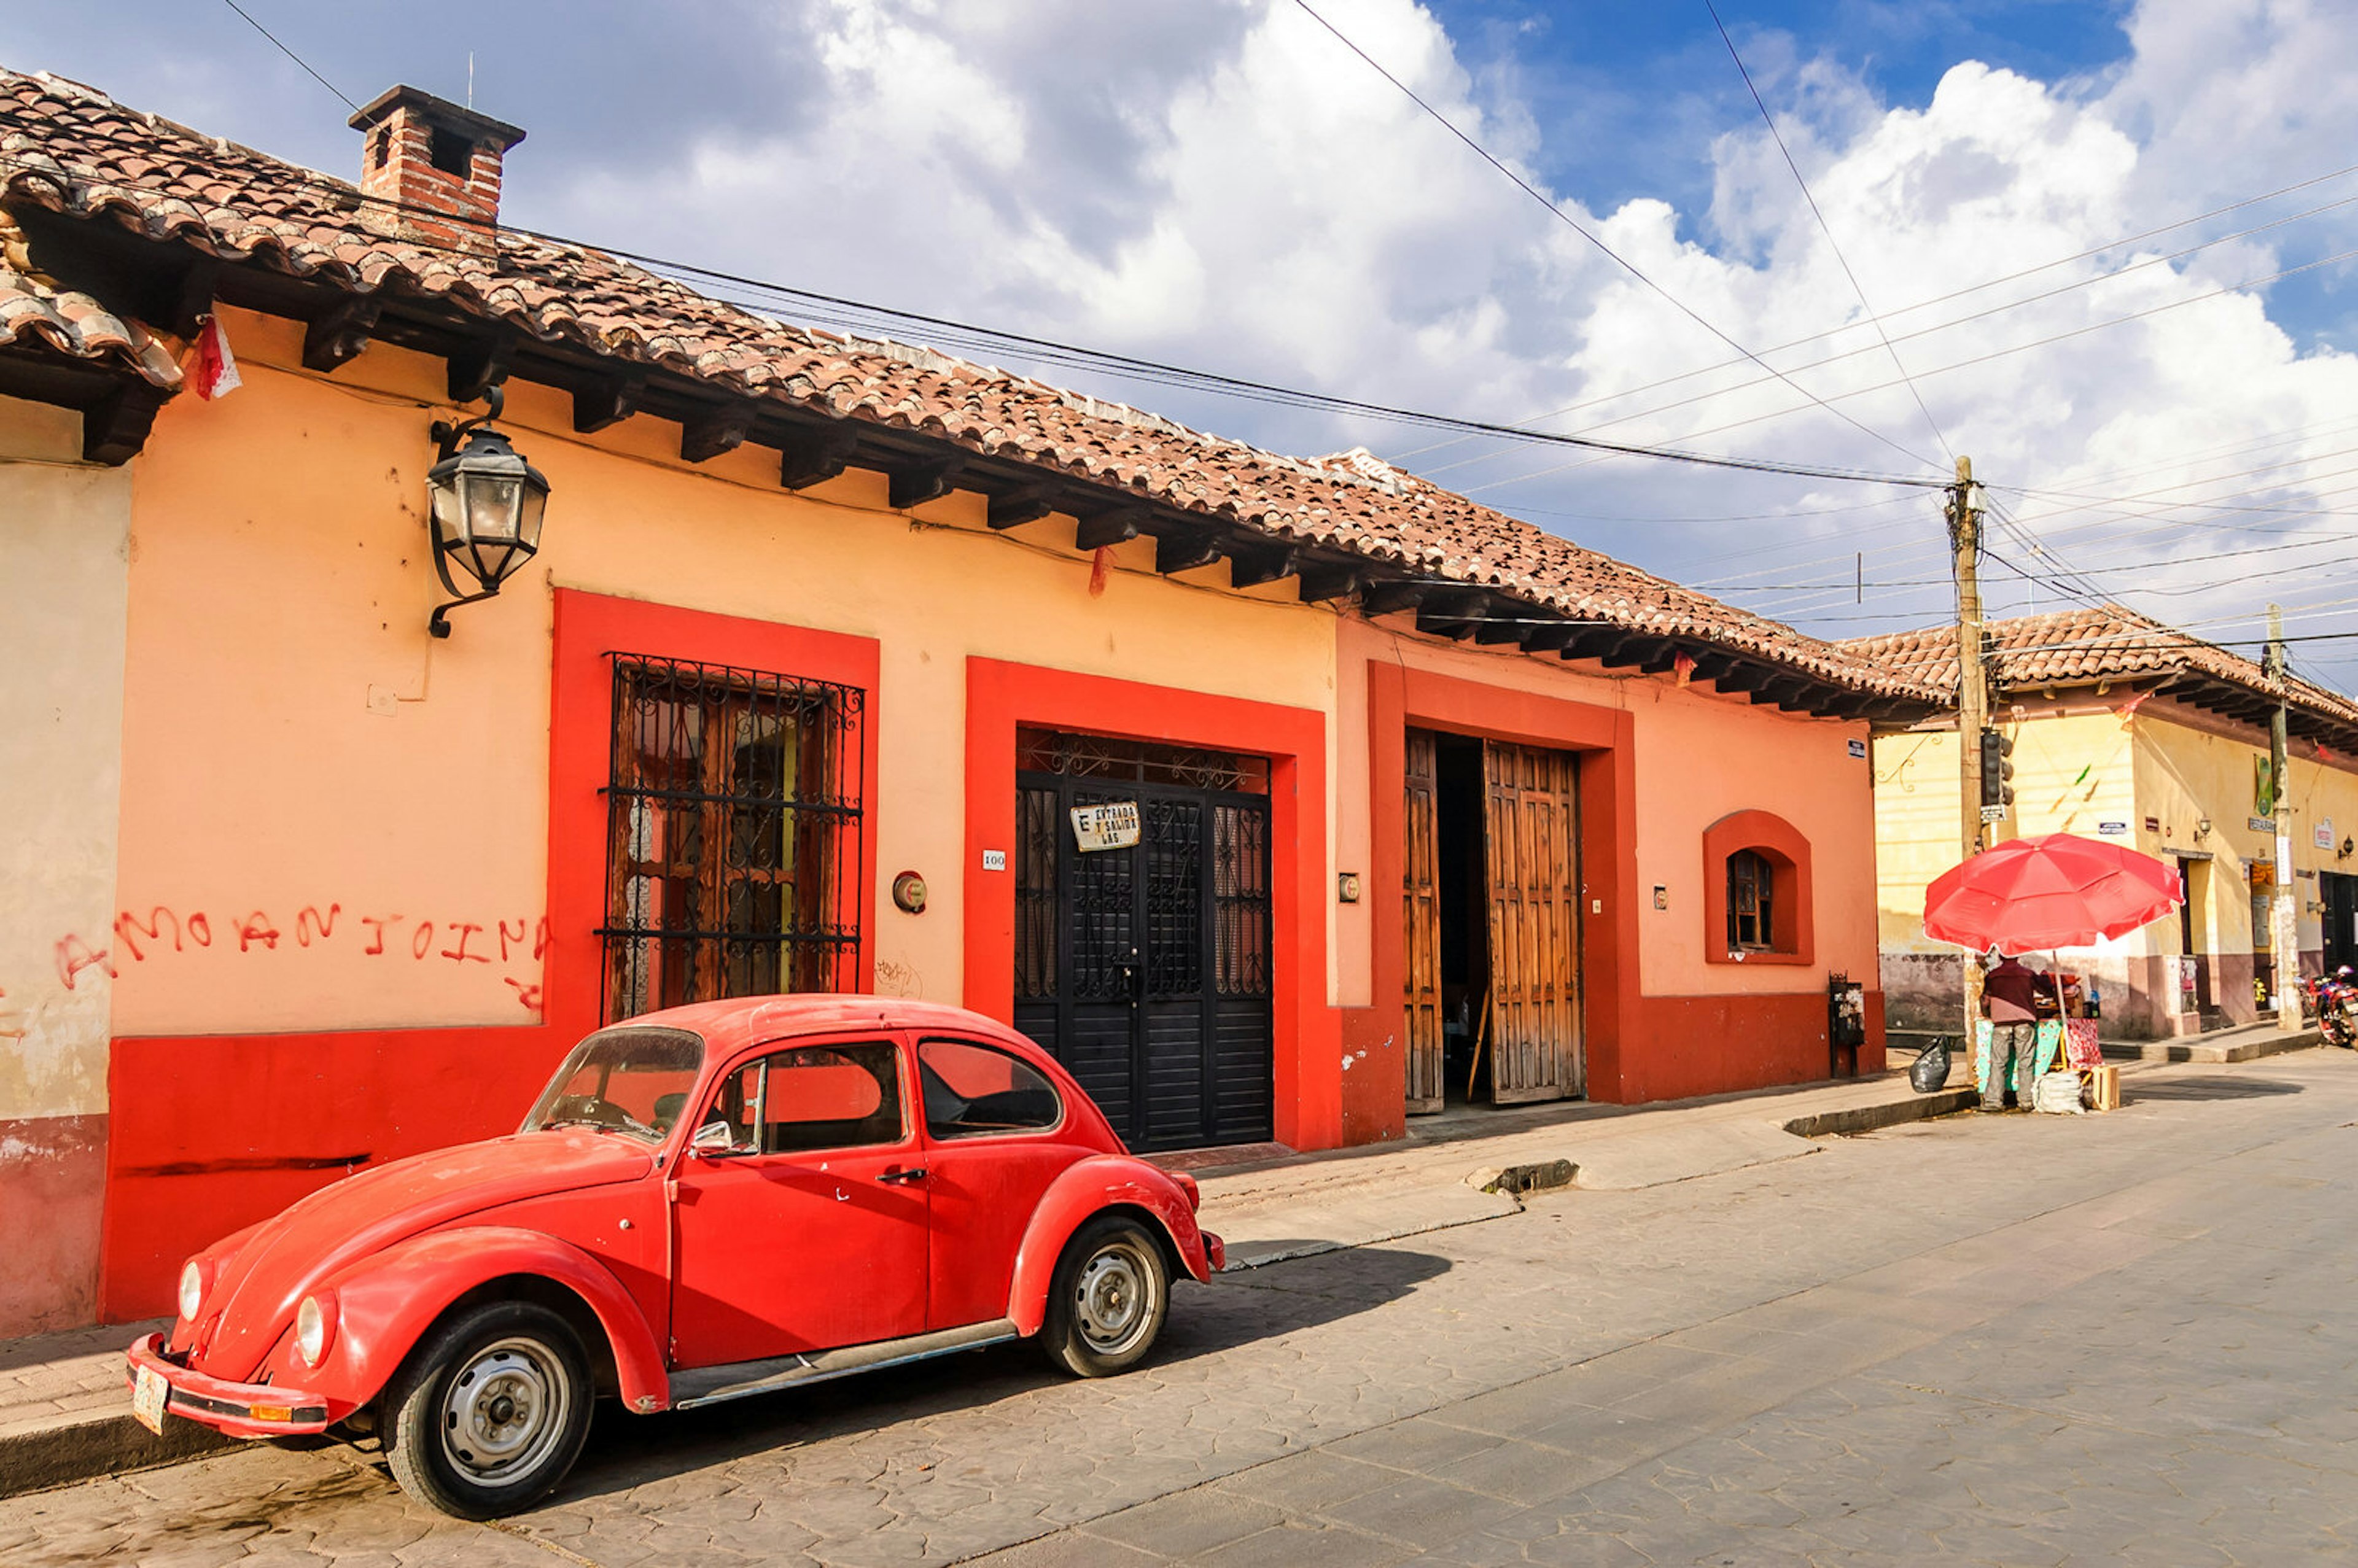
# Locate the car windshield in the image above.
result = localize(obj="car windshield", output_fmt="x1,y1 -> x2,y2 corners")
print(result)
523,1027 -> 706,1144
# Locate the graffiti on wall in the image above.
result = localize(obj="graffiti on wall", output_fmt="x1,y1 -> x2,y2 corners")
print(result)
54,904 -> 551,1013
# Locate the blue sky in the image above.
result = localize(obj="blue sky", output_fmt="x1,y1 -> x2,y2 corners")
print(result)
1424,1 -> 2139,228
7,1 -> 2358,686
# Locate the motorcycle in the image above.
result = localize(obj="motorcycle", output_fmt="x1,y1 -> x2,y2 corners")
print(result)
2303,968 -> 2358,1048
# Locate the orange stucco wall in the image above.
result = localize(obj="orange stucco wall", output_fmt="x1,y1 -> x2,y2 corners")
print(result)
1334,617 -> 1880,997
75,302 -> 1888,1319
104,307 -> 1342,1039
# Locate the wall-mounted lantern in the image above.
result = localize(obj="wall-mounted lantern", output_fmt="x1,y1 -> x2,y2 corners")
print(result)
2194,817 -> 2213,842
425,384 -> 550,638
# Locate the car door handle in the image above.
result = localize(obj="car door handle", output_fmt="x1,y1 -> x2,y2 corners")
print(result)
876,1166 -> 927,1186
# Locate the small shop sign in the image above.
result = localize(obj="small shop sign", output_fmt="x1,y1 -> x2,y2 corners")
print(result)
2317,817 -> 2335,850
2097,820 -> 2128,836
2249,816 -> 2274,834
1070,801 -> 1142,852
1846,737 -> 1867,759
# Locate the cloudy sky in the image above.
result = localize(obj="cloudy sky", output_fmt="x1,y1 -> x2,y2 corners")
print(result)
10,1 -> 2358,688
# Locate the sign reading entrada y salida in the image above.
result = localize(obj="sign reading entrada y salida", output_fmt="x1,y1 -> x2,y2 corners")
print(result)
1071,801 -> 1142,852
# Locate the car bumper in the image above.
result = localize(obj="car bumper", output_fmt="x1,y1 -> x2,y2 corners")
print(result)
1202,1231 -> 1225,1273
125,1333 -> 335,1437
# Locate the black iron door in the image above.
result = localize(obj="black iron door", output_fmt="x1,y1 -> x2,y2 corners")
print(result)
2323,871 -> 2358,972
1014,772 -> 1272,1151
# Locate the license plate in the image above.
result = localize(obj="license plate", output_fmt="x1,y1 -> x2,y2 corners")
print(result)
131,1364 -> 170,1435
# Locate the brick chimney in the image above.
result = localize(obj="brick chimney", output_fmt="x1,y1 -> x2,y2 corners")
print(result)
347,85 -> 525,260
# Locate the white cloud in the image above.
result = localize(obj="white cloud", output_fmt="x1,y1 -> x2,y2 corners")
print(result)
526,0 -> 2358,681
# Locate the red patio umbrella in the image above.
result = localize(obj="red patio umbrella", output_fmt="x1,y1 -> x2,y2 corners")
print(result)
1923,832 -> 2182,952
1926,833 -> 2184,1040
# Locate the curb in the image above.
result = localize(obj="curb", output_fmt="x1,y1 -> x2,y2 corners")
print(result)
0,1407 -> 230,1500
2100,1028 -> 2321,1065
1783,1087 -> 1978,1138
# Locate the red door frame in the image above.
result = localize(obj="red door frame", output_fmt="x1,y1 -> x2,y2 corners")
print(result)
1364,661 -> 1641,1104
961,658 -> 1337,1151
97,591 -> 880,1319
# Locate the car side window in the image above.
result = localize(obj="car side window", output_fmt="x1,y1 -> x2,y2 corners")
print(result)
696,1042 -> 905,1156
918,1039 -> 1062,1139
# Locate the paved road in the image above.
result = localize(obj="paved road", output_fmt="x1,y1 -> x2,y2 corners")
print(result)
5,1051 -> 2353,1567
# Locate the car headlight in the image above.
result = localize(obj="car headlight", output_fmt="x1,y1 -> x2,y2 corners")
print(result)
294,1292 -> 337,1367
177,1260 -> 206,1322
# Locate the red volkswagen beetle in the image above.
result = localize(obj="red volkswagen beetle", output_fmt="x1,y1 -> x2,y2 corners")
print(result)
127,998 -> 1223,1518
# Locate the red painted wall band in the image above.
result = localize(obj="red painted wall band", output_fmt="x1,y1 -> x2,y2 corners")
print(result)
98,592 -> 882,1319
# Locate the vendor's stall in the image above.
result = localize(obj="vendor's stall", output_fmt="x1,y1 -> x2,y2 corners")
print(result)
1922,833 -> 2182,1112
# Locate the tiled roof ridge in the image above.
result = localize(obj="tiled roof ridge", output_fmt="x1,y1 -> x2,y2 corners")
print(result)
1838,604 -> 2358,729
0,64 -> 1931,702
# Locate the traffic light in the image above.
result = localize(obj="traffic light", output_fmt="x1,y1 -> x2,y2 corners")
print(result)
1979,727 -> 2015,810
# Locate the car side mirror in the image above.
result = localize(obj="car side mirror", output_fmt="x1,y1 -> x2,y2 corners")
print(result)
690,1121 -> 744,1157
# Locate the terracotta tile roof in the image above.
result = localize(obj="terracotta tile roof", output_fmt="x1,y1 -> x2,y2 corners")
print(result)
1840,605 -> 2358,731
0,212 -> 179,387
0,66 -> 1930,702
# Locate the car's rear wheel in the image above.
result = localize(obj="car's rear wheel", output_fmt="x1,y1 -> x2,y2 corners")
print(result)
1040,1214 -> 1169,1378
382,1300 -> 593,1519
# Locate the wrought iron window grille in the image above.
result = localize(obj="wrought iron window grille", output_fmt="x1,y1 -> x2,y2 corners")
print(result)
599,653 -> 866,1021
1014,726 -> 1271,794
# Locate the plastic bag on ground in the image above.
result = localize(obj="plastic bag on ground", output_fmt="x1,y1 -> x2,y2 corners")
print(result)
2033,1070 -> 2086,1114
1909,1036 -> 1953,1094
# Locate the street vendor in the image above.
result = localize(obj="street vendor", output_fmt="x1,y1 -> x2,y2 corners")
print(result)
1980,951 -> 2041,1111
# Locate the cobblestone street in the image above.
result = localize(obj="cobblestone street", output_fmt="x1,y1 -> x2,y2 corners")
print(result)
6,1051 -> 2353,1567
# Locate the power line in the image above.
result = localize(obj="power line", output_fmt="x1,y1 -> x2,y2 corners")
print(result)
1463,235 -> 2358,498
1394,162 -> 2358,467
0,143 -> 1950,492
218,0 -> 357,113
1285,0 -> 1944,476
1705,0 -> 1953,465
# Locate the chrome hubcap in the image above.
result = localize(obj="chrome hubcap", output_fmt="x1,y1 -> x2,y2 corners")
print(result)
1074,1241 -> 1158,1354
440,1337 -> 569,1486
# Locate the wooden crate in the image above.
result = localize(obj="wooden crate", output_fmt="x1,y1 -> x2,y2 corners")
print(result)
2085,1064 -> 2121,1112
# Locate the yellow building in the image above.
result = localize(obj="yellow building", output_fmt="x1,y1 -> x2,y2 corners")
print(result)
1850,608 -> 2358,1038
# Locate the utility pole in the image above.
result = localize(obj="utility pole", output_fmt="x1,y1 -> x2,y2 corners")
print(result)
2268,605 -> 2301,1032
1950,456 -> 1988,1049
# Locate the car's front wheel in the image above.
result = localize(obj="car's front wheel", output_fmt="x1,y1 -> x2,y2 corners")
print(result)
1040,1214 -> 1170,1378
382,1300 -> 593,1519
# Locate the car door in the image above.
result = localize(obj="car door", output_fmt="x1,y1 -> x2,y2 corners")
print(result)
915,1036 -> 1081,1332
669,1034 -> 928,1368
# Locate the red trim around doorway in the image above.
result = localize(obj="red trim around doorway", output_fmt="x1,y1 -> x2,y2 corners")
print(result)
1363,662 -> 1639,1109
961,659 -> 1337,1151
97,592 -> 879,1319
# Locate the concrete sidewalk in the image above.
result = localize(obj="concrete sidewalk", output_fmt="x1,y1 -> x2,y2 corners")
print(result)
0,1049 -> 2198,1500
1193,1062 -> 1981,1270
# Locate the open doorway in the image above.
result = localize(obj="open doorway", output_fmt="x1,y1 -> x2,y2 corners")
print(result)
1435,735 -> 1490,1103
1403,728 -> 1583,1113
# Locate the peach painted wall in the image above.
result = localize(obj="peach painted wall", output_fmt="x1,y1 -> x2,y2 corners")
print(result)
1,396 -> 129,1120
1334,616 -> 1879,1000
1,394 -> 131,1331
107,307 -> 1342,1038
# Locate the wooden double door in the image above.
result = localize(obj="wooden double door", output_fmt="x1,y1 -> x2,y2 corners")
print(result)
1403,732 -> 1583,1111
